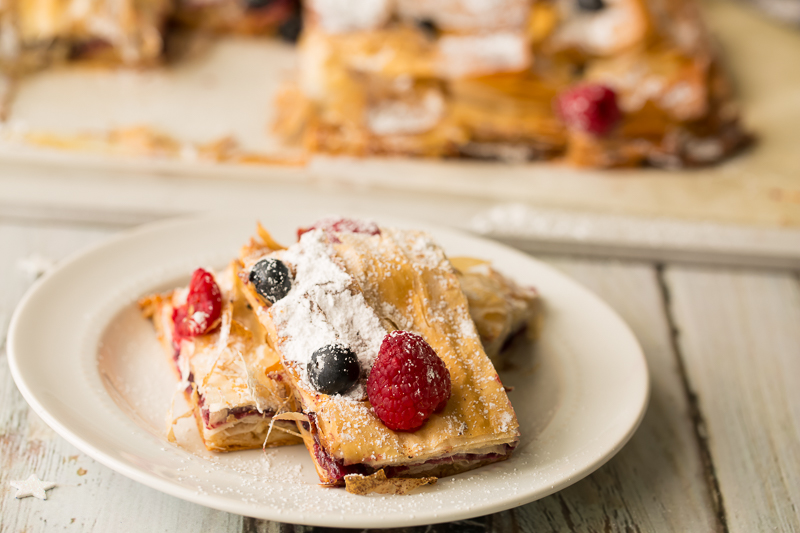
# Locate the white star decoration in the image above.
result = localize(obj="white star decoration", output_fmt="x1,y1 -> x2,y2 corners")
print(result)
9,474 -> 57,500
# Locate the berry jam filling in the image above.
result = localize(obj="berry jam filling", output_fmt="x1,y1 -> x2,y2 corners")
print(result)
304,412 -> 515,483
306,412 -> 365,483
200,403 -> 275,429
173,349 -> 272,430
382,444 -> 516,478
297,217 -> 381,241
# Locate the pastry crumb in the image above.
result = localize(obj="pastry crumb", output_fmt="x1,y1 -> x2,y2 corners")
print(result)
344,469 -> 436,496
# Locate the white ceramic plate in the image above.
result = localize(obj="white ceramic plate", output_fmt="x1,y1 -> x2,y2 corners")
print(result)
7,212 -> 648,528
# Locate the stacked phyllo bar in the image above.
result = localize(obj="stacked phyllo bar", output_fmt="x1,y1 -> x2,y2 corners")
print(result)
0,0 -> 173,75
0,0 -> 300,78
450,256 -> 540,365
274,0 -> 749,167
142,218 -> 538,492
140,265 -> 302,452
238,222 -> 520,486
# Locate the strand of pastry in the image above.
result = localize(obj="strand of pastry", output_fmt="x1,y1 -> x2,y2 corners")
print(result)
201,303 -> 233,389
262,412 -> 305,454
166,382 -> 199,443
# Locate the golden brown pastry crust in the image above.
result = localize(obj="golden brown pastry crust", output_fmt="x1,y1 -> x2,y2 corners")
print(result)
238,225 -> 520,485
451,256 -> 541,365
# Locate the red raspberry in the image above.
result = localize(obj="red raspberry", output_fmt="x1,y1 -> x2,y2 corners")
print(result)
555,84 -> 621,136
173,268 -> 223,338
367,331 -> 451,431
297,217 -> 380,241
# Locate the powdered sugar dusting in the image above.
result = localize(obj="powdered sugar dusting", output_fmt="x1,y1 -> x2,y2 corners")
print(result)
552,0 -> 646,55
405,232 -> 449,270
498,411 -> 514,433
270,230 -> 387,399
309,0 -> 392,34
396,0 -> 529,32
366,90 -> 445,136
437,32 -> 529,79
16,253 -> 55,281
379,301 -> 413,331
189,310 -> 210,332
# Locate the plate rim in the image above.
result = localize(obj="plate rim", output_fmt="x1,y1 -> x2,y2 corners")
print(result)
7,213 -> 650,527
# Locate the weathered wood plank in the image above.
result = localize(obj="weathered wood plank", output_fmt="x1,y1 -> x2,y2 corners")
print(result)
664,266 -> 800,533
243,518 -> 496,533
509,258 -> 720,532
0,221 -> 243,533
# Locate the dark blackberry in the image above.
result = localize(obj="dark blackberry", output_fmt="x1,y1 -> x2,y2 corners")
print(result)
415,18 -> 438,39
577,0 -> 605,11
244,0 -> 277,10
278,13 -> 303,43
249,258 -> 292,304
307,344 -> 360,395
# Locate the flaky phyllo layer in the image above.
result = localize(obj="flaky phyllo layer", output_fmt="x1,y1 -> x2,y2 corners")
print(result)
140,264 -> 302,452
238,225 -> 521,485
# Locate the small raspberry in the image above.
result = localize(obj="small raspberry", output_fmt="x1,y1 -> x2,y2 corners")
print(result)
173,268 -> 222,338
297,217 -> 381,241
555,84 -> 621,136
367,331 -> 451,431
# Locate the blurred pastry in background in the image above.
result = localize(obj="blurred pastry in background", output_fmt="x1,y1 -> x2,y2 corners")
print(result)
0,0 -> 303,77
0,0 -> 303,119
0,0 -> 173,75
173,0 -> 302,41
274,0 -> 751,168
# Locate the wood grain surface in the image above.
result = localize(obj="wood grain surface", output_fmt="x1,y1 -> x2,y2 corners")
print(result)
3,161 -> 800,271
509,260 -> 719,532
665,267 -> 800,533
2,217 -> 799,532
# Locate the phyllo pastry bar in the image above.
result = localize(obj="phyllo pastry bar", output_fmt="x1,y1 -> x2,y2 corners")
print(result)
238,221 -> 520,486
274,0 -> 748,168
0,0 -> 172,75
450,256 -> 540,365
140,264 -> 302,452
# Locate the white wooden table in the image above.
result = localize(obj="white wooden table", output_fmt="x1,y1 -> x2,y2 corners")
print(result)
1,177 -> 799,532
